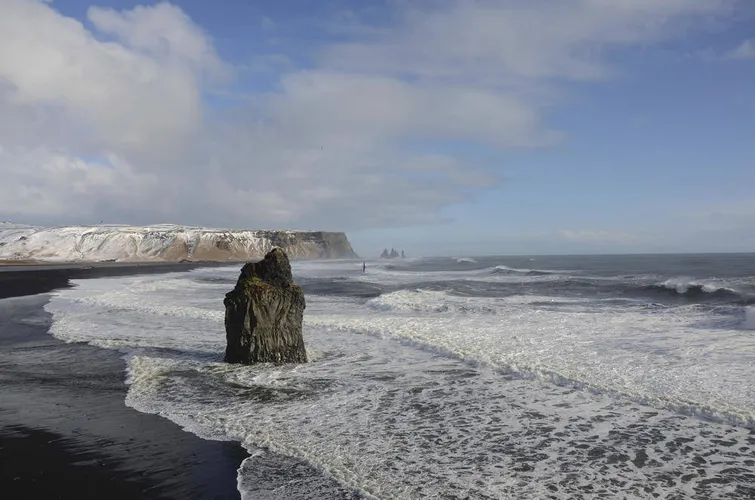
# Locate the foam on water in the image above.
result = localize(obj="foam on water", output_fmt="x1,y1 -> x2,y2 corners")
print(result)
493,265 -> 560,275
43,261 -> 755,499
366,290 -> 501,315
658,277 -> 741,296
745,307 -> 755,330
353,264 -> 567,289
309,292 -> 755,428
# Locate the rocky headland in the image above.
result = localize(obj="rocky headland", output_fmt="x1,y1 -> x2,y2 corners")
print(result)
0,223 -> 358,263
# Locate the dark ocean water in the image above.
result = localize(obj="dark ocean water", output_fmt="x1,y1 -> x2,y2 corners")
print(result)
39,253 -> 755,499
299,253 -> 755,304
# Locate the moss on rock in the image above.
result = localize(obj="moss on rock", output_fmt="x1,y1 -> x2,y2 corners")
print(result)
223,247 -> 307,364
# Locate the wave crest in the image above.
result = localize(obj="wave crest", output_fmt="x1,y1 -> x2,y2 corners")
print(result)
491,265 -> 556,277
651,279 -> 742,300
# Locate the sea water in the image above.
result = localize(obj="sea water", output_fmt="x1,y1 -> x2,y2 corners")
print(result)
44,254 -> 755,498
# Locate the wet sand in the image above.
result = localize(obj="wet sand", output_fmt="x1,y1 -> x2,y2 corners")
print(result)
0,270 -> 246,499
0,261 -> 236,299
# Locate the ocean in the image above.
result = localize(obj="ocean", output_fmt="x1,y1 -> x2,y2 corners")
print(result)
43,253 -> 755,499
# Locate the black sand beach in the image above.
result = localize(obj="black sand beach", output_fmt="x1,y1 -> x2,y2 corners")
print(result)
0,261 -> 236,299
0,265 -> 247,499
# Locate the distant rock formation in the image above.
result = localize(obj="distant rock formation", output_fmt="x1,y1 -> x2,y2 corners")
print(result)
224,248 -> 307,364
380,248 -> 405,259
0,224 -> 359,262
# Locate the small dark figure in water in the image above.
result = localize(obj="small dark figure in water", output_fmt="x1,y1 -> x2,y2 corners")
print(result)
363,261 -> 366,272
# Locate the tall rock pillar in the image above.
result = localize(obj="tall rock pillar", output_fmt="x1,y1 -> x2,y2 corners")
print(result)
223,248 -> 307,364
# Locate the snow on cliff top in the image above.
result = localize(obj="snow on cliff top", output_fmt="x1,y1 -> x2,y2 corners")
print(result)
1,222 -> 308,232
0,224 -> 344,262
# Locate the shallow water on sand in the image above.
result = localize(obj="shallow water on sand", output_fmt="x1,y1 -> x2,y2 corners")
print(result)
0,294 -> 247,500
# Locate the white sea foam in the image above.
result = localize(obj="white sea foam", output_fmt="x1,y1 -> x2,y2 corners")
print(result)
494,265 -> 543,273
365,289 -> 501,315
308,300 -> 755,428
744,307 -> 755,330
659,277 -> 739,295
352,263 -> 566,287
455,257 -> 477,263
42,261 -> 755,499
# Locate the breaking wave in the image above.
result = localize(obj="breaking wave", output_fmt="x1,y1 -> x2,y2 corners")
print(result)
490,265 -> 559,276
645,279 -> 745,302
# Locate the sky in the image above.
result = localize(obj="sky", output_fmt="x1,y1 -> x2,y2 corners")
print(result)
0,0 -> 753,257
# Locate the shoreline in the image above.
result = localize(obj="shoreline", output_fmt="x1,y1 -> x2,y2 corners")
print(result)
0,259 -> 244,267
0,261 -> 237,300
0,276 -> 247,499
0,263 -> 364,499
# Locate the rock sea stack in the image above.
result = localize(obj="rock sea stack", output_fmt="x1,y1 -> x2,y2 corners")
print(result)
223,248 -> 307,364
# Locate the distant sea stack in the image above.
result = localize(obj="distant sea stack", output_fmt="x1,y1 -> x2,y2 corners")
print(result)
380,248 -> 405,259
0,223 -> 358,263
224,248 -> 307,364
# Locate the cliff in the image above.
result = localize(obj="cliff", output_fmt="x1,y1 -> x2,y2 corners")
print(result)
0,223 -> 358,263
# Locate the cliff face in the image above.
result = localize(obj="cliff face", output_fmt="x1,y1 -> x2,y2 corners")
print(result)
0,224 -> 358,263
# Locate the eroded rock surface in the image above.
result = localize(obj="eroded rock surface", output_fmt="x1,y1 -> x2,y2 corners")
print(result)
224,248 -> 307,364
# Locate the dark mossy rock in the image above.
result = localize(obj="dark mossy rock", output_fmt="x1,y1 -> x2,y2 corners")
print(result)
223,248 -> 307,364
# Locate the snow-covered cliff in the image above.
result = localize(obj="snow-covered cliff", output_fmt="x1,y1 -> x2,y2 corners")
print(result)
0,223 -> 358,263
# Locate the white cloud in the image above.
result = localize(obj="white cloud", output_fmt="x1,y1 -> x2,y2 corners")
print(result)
697,39 -> 755,62
0,0 -> 203,162
87,2 -> 230,80
728,39 -> 755,59
0,0 -> 739,231
265,71 -> 556,149
0,147 -> 161,221
321,0 -> 735,82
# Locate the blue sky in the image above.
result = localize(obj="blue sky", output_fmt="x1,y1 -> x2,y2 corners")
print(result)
0,0 -> 754,256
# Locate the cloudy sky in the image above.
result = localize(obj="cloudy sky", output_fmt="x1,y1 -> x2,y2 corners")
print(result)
0,0 -> 753,256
